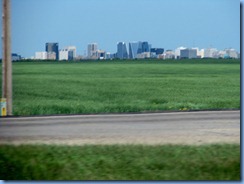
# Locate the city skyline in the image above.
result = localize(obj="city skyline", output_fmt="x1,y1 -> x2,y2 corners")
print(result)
11,39 -> 242,60
0,0 -> 240,58
32,41 -> 239,60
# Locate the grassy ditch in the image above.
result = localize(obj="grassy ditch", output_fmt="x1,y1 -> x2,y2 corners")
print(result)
0,59 -> 239,116
0,144 -> 240,180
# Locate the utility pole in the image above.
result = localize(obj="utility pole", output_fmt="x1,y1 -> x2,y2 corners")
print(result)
2,0 -> 12,115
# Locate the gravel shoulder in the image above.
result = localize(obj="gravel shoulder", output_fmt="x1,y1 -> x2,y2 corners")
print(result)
0,110 -> 240,145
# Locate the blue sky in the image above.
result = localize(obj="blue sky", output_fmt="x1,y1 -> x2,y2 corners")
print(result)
0,0 -> 240,58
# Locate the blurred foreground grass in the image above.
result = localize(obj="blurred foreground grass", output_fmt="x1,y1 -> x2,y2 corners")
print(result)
0,144 -> 240,180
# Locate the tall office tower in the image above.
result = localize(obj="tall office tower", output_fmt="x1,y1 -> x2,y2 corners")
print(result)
117,42 -> 128,59
129,42 -> 139,59
46,43 -> 59,60
137,41 -> 143,54
129,41 -> 150,59
87,43 -> 98,59
141,41 -> 150,52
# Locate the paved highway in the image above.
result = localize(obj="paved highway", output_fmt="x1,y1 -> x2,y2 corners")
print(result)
0,110 -> 240,145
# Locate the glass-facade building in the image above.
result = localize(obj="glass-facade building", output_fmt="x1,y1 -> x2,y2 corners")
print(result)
46,42 -> 59,60
141,42 -> 150,53
129,41 -> 150,59
129,42 -> 139,59
117,42 -> 128,59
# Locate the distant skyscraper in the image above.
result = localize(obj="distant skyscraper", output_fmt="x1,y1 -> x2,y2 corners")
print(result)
87,43 -> 98,59
46,43 -> 59,60
128,41 -> 150,59
137,41 -> 143,54
129,42 -> 139,59
117,42 -> 128,59
141,41 -> 150,52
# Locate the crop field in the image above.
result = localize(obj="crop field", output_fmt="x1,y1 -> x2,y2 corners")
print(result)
0,144 -> 240,180
0,59 -> 240,116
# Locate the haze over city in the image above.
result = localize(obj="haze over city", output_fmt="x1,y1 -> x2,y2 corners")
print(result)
0,0 -> 240,58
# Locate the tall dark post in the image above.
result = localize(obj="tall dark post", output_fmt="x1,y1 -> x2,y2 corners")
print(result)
2,0 -> 12,115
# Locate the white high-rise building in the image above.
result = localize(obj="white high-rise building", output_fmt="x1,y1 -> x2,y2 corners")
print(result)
87,43 -> 98,59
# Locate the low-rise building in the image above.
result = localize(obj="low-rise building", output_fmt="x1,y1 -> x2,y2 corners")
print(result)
201,48 -> 218,58
225,48 -> 239,59
59,46 -> 77,60
96,50 -> 106,59
180,48 -> 197,59
47,52 -> 56,60
11,53 -> 21,61
137,52 -> 151,59
150,48 -> 164,58
35,51 -> 47,60
175,47 -> 186,59
160,50 -> 175,59
59,49 -> 71,60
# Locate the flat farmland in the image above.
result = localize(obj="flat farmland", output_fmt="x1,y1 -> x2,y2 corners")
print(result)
0,59 -> 240,116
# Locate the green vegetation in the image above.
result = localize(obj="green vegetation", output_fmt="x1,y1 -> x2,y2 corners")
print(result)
0,59 -> 240,116
0,144 -> 240,180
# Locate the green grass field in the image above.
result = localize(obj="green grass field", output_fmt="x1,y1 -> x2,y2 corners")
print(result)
0,144 -> 240,180
0,59 -> 240,116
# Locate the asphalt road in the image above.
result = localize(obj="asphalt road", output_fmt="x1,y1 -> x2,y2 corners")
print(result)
0,110 -> 240,145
